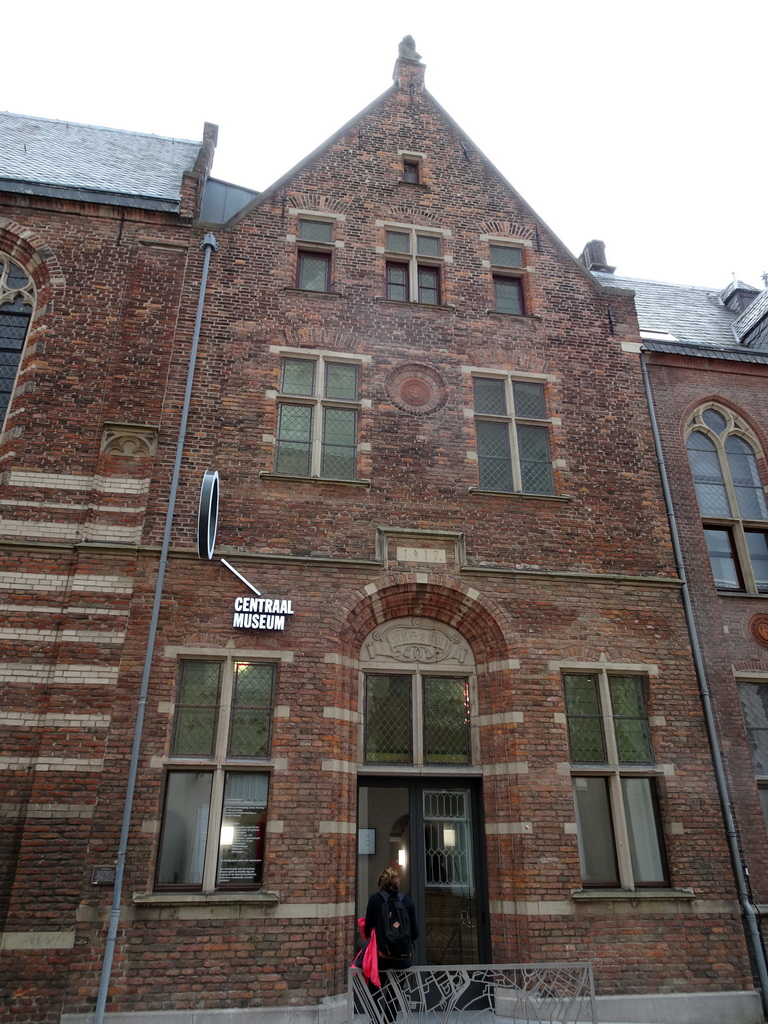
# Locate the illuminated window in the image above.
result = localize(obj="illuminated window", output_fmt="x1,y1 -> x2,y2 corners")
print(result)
275,355 -> 360,480
686,405 -> 768,594
156,659 -> 275,891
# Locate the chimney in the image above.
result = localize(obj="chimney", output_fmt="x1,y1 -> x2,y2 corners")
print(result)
393,36 -> 426,93
579,240 -> 616,274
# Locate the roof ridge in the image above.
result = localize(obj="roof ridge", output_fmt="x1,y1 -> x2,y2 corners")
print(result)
0,110 -> 200,146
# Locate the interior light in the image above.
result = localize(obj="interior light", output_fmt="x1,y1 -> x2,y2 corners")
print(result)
443,827 -> 456,848
398,848 -> 407,867
220,825 -> 235,846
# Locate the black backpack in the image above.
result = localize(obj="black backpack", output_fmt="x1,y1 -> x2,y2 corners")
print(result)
377,891 -> 412,957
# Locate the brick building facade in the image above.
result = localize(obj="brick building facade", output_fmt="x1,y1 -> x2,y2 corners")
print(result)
0,47 -> 764,1024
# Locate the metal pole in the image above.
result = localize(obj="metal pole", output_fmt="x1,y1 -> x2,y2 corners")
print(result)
640,352 -> 768,1016
93,232 -> 219,1023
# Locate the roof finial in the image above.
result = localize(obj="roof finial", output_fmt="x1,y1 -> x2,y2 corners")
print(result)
398,36 -> 422,62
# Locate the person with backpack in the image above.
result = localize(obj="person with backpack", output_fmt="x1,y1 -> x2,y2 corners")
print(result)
363,867 -> 418,1021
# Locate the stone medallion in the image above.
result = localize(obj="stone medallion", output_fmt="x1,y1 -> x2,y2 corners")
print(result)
385,363 -> 448,416
749,614 -> 768,649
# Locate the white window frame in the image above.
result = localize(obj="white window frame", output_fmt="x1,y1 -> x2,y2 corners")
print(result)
158,656 -> 275,892
563,666 -> 668,891
274,353 -> 362,480
383,223 -> 446,305
472,372 -> 555,495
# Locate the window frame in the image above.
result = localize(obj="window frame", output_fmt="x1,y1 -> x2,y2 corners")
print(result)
564,669 -> 670,891
362,671 -> 474,768
274,353 -> 361,480
737,680 -> 768,836
383,224 -> 444,306
0,254 -> 35,429
685,404 -> 768,595
156,657 -> 276,893
489,243 -> 526,315
472,373 -> 555,495
294,217 -> 335,293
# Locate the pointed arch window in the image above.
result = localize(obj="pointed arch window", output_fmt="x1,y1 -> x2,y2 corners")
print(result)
686,406 -> 768,594
0,255 -> 35,427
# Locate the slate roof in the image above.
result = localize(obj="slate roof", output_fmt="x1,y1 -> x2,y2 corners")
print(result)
593,270 -> 768,364
0,111 -> 202,212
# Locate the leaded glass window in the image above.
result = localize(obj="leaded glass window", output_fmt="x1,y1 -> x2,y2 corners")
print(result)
275,355 -> 360,480
295,219 -> 334,292
686,405 -> 768,594
566,668 -> 667,889
0,255 -> 35,426
364,674 -> 472,767
474,376 -> 554,495
157,658 -> 275,892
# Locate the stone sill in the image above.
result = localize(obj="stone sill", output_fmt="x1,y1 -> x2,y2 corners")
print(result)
398,181 -> 430,190
468,488 -> 571,502
282,288 -> 343,298
374,297 -> 456,312
486,311 -> 543,321
571,887 -> 694,902
132,890 -> 280,906
717,591 -> 768,600
259,473 -> 371,489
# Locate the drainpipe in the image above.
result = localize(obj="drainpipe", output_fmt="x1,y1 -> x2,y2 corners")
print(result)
640,352 -> 768,1017
93,232 -> 219,1024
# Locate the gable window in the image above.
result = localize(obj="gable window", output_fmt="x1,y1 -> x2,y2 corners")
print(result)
490,244 -> 525,315
473,375 -> 554,495
402,159 -> 420,183
0,255 -> 35,427
384,227 -> 442,305
296,218 -> 334,292
275,355 -> 359,480
686,405 -> 768,594
156,659 -> 275,891
565,671 -> 669,889
738,682 -> 768,833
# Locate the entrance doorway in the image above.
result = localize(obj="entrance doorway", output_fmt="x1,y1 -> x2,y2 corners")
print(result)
357,780 -> 489,965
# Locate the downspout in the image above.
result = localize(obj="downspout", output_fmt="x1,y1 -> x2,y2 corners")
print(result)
640,351 -> 768,1016
94,232 -> 219,1024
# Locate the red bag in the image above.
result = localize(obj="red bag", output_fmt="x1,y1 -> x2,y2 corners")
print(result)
353,916 -> 380,988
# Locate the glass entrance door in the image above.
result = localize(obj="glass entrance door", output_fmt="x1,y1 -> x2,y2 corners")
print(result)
357,781 -> 487,965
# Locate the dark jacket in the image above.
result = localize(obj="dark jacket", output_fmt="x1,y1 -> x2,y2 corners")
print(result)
364,886 -> 418,967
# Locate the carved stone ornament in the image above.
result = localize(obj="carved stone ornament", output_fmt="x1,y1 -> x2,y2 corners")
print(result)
101,423 -> 158,457
384,363 -> 448,416
749,614 -> 768,649
398,36 -> 421,61
361,617 -> 471,667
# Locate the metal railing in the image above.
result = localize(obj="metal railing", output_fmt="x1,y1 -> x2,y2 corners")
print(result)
349,963 -> 597,1024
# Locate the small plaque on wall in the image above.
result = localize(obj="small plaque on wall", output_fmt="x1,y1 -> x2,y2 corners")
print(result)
358,829 -> 376,855
91,865 -> 117,886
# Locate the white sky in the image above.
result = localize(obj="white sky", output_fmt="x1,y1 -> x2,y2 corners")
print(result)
5,0 -> 766,289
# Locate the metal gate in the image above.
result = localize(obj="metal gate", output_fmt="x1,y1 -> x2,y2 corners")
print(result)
349,963 -> 597,1024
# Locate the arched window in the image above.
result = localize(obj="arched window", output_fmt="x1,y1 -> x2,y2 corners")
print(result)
0,255 -> 35,426
686,405 -> 768,594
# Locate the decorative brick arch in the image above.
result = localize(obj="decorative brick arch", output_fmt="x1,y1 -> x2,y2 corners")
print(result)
333,572 -> 512,665
0,217 -> 66,316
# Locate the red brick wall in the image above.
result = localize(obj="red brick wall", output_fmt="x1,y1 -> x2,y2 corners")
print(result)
0,66 -> 758,1022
